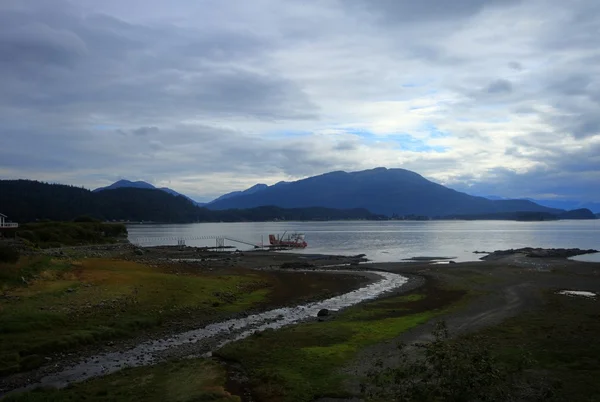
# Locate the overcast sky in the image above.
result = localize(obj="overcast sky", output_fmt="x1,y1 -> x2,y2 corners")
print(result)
1,0 -> 599,202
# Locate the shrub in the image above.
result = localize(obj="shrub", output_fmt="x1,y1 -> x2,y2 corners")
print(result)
0,245 -> 20,263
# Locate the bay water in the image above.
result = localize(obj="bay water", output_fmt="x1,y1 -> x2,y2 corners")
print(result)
128,220 -> 600,263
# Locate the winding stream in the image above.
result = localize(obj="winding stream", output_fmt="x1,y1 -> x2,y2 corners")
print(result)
20,270 -> 409,391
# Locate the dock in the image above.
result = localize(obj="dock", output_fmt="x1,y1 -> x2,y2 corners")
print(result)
131,235 -> 292,250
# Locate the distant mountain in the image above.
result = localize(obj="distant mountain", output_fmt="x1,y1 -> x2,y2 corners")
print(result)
210,183 -> 268,203
94,179 -> 205,206
93,179 -> 155,192
482,196 -> 600,214
443,208 -> 597,221
0,180 -> 381,223
206,167 -> 563,217
528,199 -> 600,214
558,208 -> 597,220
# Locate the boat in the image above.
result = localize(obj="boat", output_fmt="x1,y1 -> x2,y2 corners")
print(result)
268,231 -> 308,248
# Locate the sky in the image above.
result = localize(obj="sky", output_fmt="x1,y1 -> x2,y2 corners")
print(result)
1,0 -> 599,203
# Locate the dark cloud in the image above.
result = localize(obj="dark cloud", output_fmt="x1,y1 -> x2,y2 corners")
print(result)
486,79 -> 513,94
348,0 -> 522,23
548,74 -> 592,96
508,61 -> 523,70
0,0 -> 317,123
0,22 -> 87,66
132,126 -> 159,136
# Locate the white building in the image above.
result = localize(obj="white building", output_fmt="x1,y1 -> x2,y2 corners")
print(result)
0,213 -> 18,228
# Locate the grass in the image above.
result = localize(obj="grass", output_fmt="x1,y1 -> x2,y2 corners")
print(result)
0,257 -> 272,375
215,284 -> 466,402
465,291 -> 600,402
3,359 -> 239,402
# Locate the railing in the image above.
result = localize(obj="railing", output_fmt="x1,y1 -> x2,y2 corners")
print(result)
0,222 -> 18,228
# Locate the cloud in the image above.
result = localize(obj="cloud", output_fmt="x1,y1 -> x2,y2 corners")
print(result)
1,0 -> 599,203
486,79 -> 513,94
131,126 -> 159,136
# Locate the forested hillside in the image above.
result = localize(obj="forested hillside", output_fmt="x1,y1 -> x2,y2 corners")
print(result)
0,180 -> 382,223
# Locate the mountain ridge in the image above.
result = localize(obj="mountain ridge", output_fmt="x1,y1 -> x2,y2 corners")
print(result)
210,183 -> 269,203
206,167 -> 564,217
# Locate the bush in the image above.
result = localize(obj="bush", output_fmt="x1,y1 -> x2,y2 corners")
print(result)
0,245 -> 20,263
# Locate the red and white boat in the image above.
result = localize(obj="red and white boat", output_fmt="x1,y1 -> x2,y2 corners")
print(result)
268,232 -> 308,248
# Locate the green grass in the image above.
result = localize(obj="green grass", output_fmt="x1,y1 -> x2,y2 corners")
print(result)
0,258 -> 272,375
3,359 -> 239,402
216,286 -> 466,402
466,292 -> 600,402
0,257 -> 73,289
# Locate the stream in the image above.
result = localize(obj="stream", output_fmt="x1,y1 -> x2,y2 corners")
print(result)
14,270 -> 409,392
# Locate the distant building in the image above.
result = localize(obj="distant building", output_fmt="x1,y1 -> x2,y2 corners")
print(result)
0,213 -> 18,228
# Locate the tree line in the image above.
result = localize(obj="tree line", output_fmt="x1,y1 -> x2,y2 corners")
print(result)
0,180 -> 383,223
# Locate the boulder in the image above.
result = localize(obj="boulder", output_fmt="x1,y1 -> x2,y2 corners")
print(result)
317,309 -> 329,317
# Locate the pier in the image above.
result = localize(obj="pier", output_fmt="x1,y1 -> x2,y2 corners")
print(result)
131,235 -> 264,249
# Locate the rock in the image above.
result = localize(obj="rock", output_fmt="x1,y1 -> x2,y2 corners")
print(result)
317,309 -> 329,317
449,260 -> 456,264
134,248 -> 144,256
481,247 -> 598,260
66,288 -> 75,293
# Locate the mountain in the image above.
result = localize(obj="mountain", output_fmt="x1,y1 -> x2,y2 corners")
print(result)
210,184 -> 268,203
483,196 -> 600,214
0,180 -> 381,223
94,179 -> 205,206
529,199 -> 600,214
441,208 -> 597,221
93,179 -> 155,191
206,167 -> 563,217
558,208 -> 597,220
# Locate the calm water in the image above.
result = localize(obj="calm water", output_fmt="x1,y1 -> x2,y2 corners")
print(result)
128,220 -> 600,263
